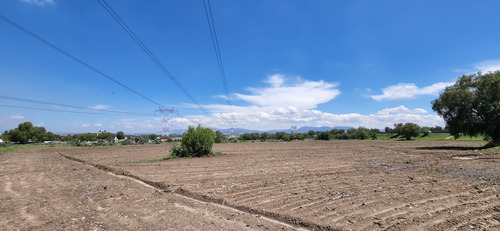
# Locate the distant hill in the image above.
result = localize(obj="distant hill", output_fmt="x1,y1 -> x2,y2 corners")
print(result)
209,126 -> 353,135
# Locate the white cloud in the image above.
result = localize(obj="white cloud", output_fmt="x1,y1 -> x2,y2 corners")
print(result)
371,82 -> 453,101
9,114 -> 25,119
475,60 -> 500,73
88,104 -> 109,110
100,75 -> 444,132
376,105 -> 427,115
20,0 -> 55,6
173,105 -> 443,131
81,124 -> 90,127
94,123 -> 102,127
37,122 -> 45,127
234,74 -> 340,110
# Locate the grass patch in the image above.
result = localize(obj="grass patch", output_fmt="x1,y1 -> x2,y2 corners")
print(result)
134,155 -> 179,163
135,152 -> 224,163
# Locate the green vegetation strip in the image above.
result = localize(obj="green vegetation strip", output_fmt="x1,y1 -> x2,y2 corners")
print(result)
134,155 -> 179,163
135,152 -> 223,163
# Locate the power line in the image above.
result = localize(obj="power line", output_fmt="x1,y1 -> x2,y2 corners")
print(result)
0,94 -> 151,116
0,14 -> 167,109
0,104 -> 135,116
203,0 -> 237,134
97,0 -> 211,116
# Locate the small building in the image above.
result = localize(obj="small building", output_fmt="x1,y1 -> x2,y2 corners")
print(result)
0,138 -> 3,143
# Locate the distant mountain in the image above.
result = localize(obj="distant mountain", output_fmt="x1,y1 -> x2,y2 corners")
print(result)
297,126 -> 352,133
210,126 -> 353,135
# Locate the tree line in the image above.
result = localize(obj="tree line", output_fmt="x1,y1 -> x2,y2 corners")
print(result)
1,121 -> 162,145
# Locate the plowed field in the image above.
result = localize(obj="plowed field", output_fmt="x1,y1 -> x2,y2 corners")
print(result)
1,140 -> 499,230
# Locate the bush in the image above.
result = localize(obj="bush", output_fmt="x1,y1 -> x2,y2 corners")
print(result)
317,131 -> 332,140
401,123 -> 421,140
176,125 -> 215,157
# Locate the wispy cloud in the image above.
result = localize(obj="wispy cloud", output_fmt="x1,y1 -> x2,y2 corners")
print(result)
9,114 -> 25,119
370,82 -> 453,101
81,124 -> 90,127
94,123 -> 102,127
234,74 -> 340,110
88,104 -> 109,110
475,60 -> 500,73
20,0 -> 55,6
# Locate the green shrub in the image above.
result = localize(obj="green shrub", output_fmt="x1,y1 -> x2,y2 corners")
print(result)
316,131 -> 332,140
175,125 -> 215,157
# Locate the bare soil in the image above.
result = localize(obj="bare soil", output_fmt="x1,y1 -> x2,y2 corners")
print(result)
1,140 -> 499,230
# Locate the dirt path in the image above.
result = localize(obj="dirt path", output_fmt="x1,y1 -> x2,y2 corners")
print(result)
0,148 -> 303,230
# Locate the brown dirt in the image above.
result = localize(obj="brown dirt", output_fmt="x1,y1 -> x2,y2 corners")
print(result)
1,140 -> 499,230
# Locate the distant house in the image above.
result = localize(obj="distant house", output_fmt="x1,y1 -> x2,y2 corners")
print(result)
0,138 -> 3,143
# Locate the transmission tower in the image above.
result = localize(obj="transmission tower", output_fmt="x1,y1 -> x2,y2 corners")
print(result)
291,126 -> 298,135
155,107 -> 176,138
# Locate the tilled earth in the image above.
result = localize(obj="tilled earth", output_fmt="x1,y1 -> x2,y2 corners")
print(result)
1,140 -> 499,230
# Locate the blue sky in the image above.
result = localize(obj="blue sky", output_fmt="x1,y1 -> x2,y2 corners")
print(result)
1,0 -> 500,134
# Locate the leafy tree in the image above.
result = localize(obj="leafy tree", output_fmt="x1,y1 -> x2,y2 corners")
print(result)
176,125 -> 215,157
316,131 -> 331,140
393,123 -> 404,135
214,130 -> 225,143
275,132 -> 290,141
432,71 -> 500,144
307,130 -> 315,137
148,134 -> 157,140
6,122 -> 55,144
384,127 -> 393,133
429,126 -> 444,133
97,132 -> 114,141
370,128 -> 380,139
134,136 -> 145,144
421,127 -> 431,137
295,133 -> 306,140
8,129 -> 28,144
401,123 -> 421,140
260,132 -> 269,141
116,131 -> 125,140
78,133 -> 98,141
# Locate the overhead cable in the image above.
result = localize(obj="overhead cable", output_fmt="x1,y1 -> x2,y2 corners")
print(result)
0,104 -> 134,116
97,0 -> 211,116
203,0 -> 237,131
0,14 -> 167,109
0,94 -> 151,116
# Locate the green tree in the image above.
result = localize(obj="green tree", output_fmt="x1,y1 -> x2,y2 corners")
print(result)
260,132 -> 269,141
394,123 -> 404,135
401,123 -> 421,140
214,130 -> 225,143
316,131 -> 331,140
295,133 -> 306,140
177,125 -> 215,157
432,71 -> 500,144
97,132 -> 115,141
421,127 -> 431,137
12,122 -> 33,143
116,131 -> 125,140
275,132 -> 290,141
384,127 -> 393,133
78,133 -> 97,141
148,134 -> 157,140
